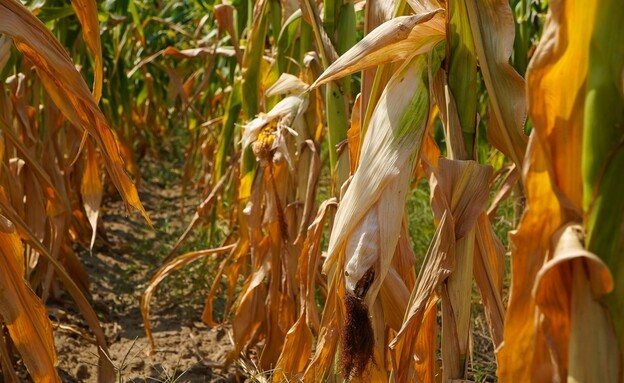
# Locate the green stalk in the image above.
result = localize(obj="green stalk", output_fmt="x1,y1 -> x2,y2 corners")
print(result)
241,0 -> 270,120
215,80 -> 242,180
583,0 -> 624,358
300,0 -> 352,187
447,0 -> 477,159
326,0 -> 356,186
441,0 -> 478,379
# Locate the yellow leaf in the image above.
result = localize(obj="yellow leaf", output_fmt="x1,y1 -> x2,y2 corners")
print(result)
70,0 -> 103,102
81,141 -> 102,251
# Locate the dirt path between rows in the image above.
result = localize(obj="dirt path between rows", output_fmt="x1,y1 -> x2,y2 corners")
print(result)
52,159 -> 243,382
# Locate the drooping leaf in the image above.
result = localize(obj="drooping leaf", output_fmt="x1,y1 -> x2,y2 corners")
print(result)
466,0 -> 527,167
0,216 -> 59,383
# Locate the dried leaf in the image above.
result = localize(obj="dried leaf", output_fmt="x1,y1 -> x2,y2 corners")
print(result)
466,0 -> 527,167
70,0 -> 102,102
141,245 -> 236,351
81,141 -> 102,251
310,11 -> 445,88
0,218 -> 59,382
534,224 -> 617,382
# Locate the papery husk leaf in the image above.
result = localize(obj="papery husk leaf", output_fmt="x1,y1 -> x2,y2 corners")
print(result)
311,12 -> 445,88
325,54 -> 433,306
266,73 -> 309,97
0,0 -> 150,224
0,218 -> 59,382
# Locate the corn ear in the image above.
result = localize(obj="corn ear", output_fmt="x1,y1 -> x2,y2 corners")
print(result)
322,52 -> 436,378
325,53 -> 433,301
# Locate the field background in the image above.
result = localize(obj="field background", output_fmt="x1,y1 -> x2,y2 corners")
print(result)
1,0 -> 623,382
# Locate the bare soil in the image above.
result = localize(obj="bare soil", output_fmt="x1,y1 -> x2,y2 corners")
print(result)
52,159 -> 243,382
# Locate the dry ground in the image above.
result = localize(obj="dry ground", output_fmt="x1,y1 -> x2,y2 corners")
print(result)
51,158 -> 243,382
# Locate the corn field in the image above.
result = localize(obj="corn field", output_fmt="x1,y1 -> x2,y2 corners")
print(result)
0,0 -> 622,381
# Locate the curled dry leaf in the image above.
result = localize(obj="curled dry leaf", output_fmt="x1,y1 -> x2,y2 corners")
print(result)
0,190 -> 115,382
533,223 -> 617,382
496,0 -> 615,380
141,245 -> 236,351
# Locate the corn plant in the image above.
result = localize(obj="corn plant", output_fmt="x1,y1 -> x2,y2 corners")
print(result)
1,0 -> 624,381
